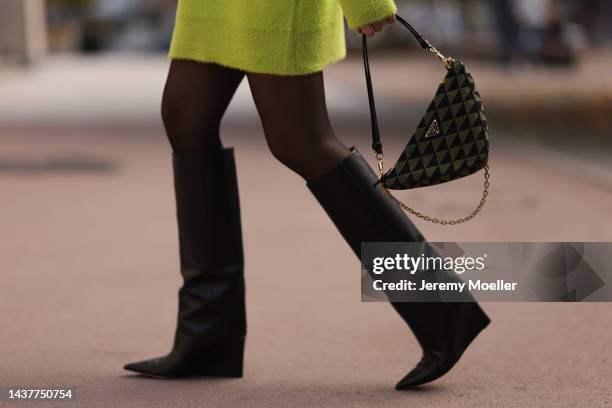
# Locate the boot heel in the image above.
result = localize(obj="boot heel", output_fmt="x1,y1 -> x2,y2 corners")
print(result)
455,303 -> 490,356
199,336 -> 246,378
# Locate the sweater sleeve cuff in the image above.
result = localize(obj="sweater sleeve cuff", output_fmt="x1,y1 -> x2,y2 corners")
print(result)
339,0 -> 397,30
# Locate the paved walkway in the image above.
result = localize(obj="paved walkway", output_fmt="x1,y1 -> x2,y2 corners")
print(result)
1,127 -> 611,407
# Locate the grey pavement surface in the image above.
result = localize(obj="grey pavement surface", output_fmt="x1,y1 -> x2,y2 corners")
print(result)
2,128 -> 612,407
1,55 -> 612,407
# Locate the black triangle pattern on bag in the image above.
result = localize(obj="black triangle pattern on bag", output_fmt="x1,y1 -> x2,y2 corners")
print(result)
381,61 -> 489,190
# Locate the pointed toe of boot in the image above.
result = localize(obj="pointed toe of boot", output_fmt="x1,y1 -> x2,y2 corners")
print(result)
123,336 -> 245,379
124,357 -> 172,378
395,359 -> 451,389
396,304 -> 491,390
123,361 -> 143,373
124,361 -> 145,374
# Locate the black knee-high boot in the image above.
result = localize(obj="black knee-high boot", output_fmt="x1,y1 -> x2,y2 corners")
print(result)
124,148 -> 246,378
307,147 -> 490,389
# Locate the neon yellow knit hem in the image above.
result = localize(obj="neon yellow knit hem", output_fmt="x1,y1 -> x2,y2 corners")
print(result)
169,16 -> 347,76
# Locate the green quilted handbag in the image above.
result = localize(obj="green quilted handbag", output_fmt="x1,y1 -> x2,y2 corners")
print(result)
363,15 -> 490,225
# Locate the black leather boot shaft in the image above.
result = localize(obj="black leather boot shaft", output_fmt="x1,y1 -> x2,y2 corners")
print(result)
307,149 -> 426,248
124,147 -> 246,378
307,147 -> 489,389
172,148 -> 246,342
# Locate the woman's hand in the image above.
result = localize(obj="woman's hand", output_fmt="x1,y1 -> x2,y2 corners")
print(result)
357,14 -> 395,37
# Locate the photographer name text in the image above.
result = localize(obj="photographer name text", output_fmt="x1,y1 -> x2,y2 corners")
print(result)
372,279 -> 518,292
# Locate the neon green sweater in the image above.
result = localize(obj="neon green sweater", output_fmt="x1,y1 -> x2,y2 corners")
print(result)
169,0 -> 397,75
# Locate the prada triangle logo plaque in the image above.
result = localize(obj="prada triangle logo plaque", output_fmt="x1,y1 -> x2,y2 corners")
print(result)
377,60 -> 489,191
425,119 -> 441,138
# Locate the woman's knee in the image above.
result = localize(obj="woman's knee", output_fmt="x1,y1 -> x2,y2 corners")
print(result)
266,137 -> 295,167
160,61 -> 244,152
160,90 -> 181,134
161,92 -> 209,134
265,134 -> 345,179
160,89 -> 221,151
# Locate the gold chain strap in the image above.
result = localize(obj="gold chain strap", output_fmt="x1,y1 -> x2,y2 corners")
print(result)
376,154 -> 490,225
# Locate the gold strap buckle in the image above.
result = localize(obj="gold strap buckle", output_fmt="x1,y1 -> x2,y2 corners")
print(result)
430,46 -> 455,70
375,153 -> 385,176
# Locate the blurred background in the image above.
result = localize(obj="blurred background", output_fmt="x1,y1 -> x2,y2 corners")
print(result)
2,0 -> 611,140
1,1 -> 612,407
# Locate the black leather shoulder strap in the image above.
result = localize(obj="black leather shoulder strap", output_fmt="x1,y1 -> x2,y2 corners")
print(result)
362,14 -> 436,155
